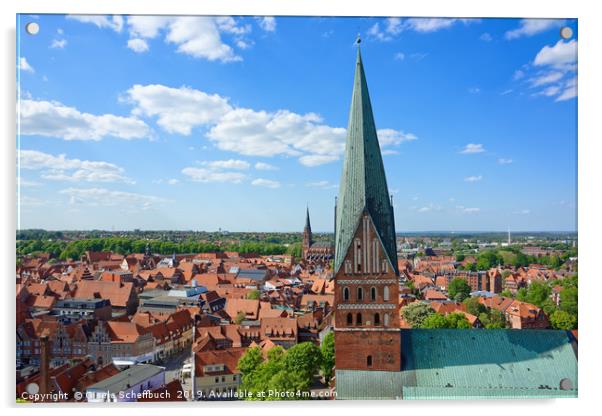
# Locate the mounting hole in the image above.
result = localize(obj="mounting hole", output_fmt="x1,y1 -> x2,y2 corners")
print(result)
25,22 -> 39,35
560,26 -> 573,40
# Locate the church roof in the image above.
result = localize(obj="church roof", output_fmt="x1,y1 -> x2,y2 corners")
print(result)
334,45 -> 397,274
336,329 -> 578,400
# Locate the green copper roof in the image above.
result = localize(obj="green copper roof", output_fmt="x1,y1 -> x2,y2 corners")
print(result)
336,329 -> 578,400
334,47 -> 397,274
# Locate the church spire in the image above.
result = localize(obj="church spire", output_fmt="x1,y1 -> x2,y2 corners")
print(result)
305,205 -> 311,232
334,43 -> 398,274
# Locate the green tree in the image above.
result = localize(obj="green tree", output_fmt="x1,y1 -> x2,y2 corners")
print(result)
560,286 -> 578,316
421,313 -> 449,328
237,346 -> 264,380
401,302 -> 435,328
455,254 -> 465,262
550,310 -> 577,330
247,290 -> 261,300
284,342 -> 322,381
525,281 -> 552,308
446,312 -> 472,328
516,287 -> 528,302
500,289 -> 514,298
463,297 -> 487,316
234,311 -> 247,324
320,332 -> 335,384
448,278 -> 471,302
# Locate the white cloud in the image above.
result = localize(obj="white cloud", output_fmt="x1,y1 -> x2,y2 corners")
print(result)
257,17 -> 276,32
464,175 -> 483,182
153,178 -> 179,185
255,162 -> 278,171
394,52 -> 405,61
498,158 -> 513,165
500,89 -> 513,96
19,150 -> 134,184
306,180 -> 337,189
67,15 -> 124,32
381,149 -> 399,156
529,71 -> 564,87
201,159 -> 250,170
18,178 -> 41,187
417,203 -> 441,213
468,87 -> 481,94
556,77 -> 577,102
460,143 -> 485,154
403,18 -> 477,33
125,84 -> 232,135
513,69 -> 525,80
534,39 -> 577,69
378,129 -> 417,146
19,99 -> 150,141
73,15 -> 247,62
125,83 -> 416,166
514,209 -> 531,215
462,207 -> 480,214
18,57 -> 34,73
127,38 -> 149,53
60,187 -> 165,210
51,39 -> 67,49
505,19 -> 564,40
251,178 -> 280,188
480,32 -> 492,42
536,85 -> 562,97
181,167 -> 246,184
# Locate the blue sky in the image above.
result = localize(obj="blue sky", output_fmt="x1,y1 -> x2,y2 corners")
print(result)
16,15 -> 577,232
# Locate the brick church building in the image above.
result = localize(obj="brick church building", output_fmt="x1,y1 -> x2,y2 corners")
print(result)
333,39 -> 577,399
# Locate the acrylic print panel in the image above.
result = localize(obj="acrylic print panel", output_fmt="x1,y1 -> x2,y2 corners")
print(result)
16,14 -> 578,403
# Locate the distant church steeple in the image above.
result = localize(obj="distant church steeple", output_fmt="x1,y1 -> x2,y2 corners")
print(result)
302,206 -> 313,260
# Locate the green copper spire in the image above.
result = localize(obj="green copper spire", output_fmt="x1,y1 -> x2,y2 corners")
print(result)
334,44 -> 398,274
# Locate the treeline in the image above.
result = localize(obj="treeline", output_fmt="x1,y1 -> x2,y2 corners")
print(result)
17,237 -> 301,261
455,247 -> 577,271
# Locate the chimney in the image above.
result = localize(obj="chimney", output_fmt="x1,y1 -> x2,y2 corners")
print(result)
39,335 -> 51,396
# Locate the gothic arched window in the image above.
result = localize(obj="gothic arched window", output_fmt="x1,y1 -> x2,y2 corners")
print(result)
374,313 -> 380,325
343,287 -> 350,301
384,313 -> 390,327
346,313 -> 353,325
367,355 -> 373,367
357,287 -> 363,301
356,313 -> 362,325
383,286 -> 390,301
370,287 -> 377,301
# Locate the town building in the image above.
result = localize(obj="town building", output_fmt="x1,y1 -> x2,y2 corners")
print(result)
302,207 -> 334,263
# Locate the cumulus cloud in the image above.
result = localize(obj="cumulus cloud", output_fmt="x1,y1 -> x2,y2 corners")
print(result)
460,143 -> 485,154
19,99 -> 150,141
67,15 -> 124,32
60,187 -> 165,209
306,180 -> 337,189
534,39 -> 577,69
257,17 -> 276,32
18,57 -> 34,73
127,38 -> 149,53
181,167 -> 246,184
125,84 -> 232,135
505,19 -> 564,40
201,159 -> 250,170
529,71 -> 564,87
370,17 -> 478,40
19,149 -> 134,184
464,175 -> 483,182
251,178 -> 281,188
51,39 -> 67,49
255,162 -> 278,171
125,84 -> 416,166
556,77 -> 577,102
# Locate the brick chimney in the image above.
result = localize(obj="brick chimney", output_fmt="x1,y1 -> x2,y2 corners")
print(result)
39,334 -> 51,395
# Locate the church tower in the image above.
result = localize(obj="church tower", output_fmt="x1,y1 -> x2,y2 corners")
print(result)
302,206 -> 313,261
333,39 -> 401,372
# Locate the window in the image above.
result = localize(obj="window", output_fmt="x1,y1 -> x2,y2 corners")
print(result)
343,287 -> 350,301
370,287 -> 377,301
356,313 -> 362,325
384,313 -> 390,327
374,313 -> 380,325
346,313 -> 353,325
383,286 -> 390,301
357,287 -> 363,301
367,355 -> 372,367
